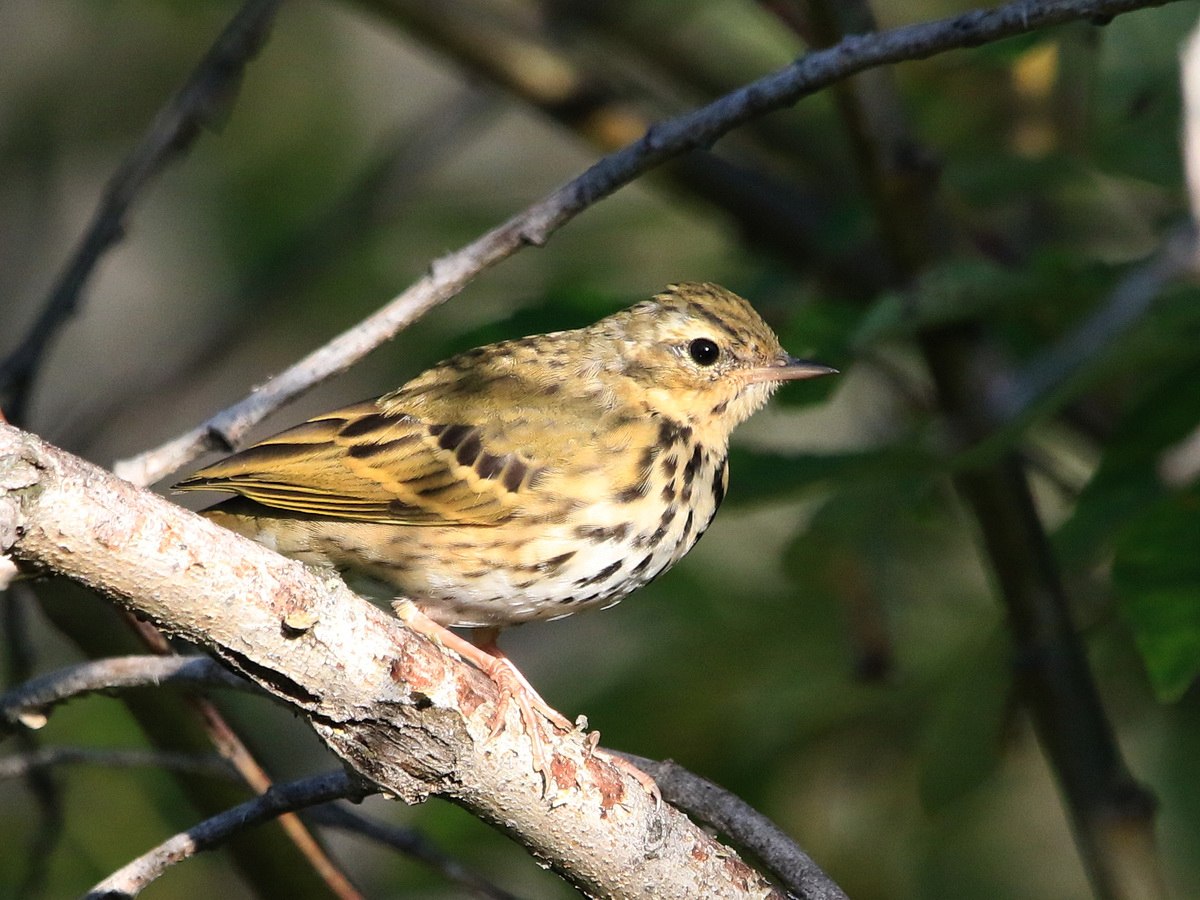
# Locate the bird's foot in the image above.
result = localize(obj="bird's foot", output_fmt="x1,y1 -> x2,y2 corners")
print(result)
392,601 -> 572,792
391,602 -> 658,803
580,734 -> 662,808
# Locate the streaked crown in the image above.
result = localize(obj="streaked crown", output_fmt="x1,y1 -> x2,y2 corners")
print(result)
590,282 -> 830,445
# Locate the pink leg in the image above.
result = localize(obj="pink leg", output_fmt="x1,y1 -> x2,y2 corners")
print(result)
471,626 -> 660,806
392,602 -> 573,790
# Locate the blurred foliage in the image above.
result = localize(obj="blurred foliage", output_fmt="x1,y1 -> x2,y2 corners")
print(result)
1114,489 -> 1200,702
3,0 -> 1200,898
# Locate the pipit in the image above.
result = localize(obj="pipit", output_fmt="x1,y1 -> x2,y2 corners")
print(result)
177,282 -> 836,790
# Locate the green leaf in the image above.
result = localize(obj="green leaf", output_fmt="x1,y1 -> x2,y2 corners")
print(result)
727,445 -> 935,507
1056,361 -> 1200,567
1113,489 -> 1200,702
918,631 -> 1013,811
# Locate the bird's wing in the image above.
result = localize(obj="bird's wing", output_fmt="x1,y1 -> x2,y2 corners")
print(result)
174,400 -> 543,526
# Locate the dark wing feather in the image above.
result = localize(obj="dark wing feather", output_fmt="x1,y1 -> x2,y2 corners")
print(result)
174,400 -> 538,526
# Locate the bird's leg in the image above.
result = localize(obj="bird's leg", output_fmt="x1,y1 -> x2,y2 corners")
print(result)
392,602 -> 659,803
469,628 -> 661,805
467,627 -> 575,735
392,602 -> 572,790
471,629 -> 662,804
587,743 -> 663,808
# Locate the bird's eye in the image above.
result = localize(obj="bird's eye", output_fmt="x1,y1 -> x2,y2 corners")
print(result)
688,338 -> 720,366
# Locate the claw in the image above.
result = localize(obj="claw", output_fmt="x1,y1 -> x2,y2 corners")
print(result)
596,748 -> 663,809
392,601 -> 572,793
392,602 -> 661,804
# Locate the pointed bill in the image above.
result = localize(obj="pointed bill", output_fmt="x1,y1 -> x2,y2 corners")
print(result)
746,356 -> 839,384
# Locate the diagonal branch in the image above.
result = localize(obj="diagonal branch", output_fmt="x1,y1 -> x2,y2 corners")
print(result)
1,422 -> 796,899
0,655 -> 252,735
113,0 -> 1183,488
619,753 -> 848,900
308,805 -> 523,900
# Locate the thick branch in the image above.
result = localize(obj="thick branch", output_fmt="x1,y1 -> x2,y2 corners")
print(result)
621,754 -> 847,900
114,0 -> 1182,488
0,423 -> 787,900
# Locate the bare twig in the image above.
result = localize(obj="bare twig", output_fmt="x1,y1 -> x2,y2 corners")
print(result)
0,643 -> 361,898
1158,19 -> 1200,486
308,805 -> 523,900
795,0 -> 1166,895
617,753 -> 848,900
363,0 -> 842,283
0,0 -> 283,426
0,747 -> 236,781
0,655 -> 251,735
86,771 -> 367,899
110,607 -> 364,900
3,583 -> 65,898
188,684 -> 364,900
113,0 -> 1184,488
996,225 -> 1200,423
2,741 -> 517,899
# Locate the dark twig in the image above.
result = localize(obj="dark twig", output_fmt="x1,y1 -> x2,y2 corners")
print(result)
308,805 -> 523,900
0,655 -> 252,735
616,753 -> 847,900
0,0 -> 283,425
114,0 -> 1184,488
997,225 -> 1200,422
3,583 -> 65,899
0,746 -> 236,780
0,648 -> 363,897
795,0 -> 1165,893
363,0 -> 844,284
85,771 -> 371,899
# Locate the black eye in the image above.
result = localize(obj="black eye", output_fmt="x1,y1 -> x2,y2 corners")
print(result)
688,338 -> 720,366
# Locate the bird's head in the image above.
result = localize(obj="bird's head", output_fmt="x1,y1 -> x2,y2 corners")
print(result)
595,282 -> 836,444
